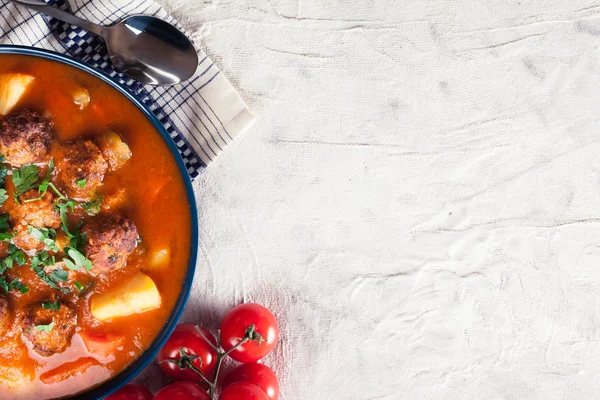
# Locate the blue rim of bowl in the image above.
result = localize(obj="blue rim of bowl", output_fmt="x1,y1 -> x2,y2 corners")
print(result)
0,45 -> 199,400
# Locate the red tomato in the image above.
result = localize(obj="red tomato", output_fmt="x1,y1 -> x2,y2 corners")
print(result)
154,382 -> 210,400
219,382 -> 270,400
223,363 -> 279,400
157,324 -> 218,382
220,304 -> 279,363
105,384 -> 153,400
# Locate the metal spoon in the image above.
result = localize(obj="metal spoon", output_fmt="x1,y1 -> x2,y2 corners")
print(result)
10,0 -> 199,85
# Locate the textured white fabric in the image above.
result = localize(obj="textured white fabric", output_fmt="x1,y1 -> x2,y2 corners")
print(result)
133,1 -> 600,399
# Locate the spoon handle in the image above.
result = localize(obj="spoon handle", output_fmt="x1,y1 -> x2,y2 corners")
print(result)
10,0 -> 104,36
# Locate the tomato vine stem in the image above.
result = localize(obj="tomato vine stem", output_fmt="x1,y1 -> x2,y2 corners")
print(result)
184,325 -> 252,400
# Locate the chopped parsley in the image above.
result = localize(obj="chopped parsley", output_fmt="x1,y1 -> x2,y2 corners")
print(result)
0,244 -> 27,274
31,252 -> 70,294
74,280 -> 94,297
0,214 -> 12,242
75,178 -> 87,188
12,164 -> 39,197
84,197 -> 103,216
0,214 -> 9,232
35,322 -> 55,332
30,250 -> 55,269
0,156 -> 9,186
0,189 -> 7,208
23,160 -> 63,202
0,231 -> 14,243
63,247 -> 93,271
0,276 -> 28,295
41,299 -> 60,311
49,268 -> 68,283
55,199 -> 77,237
28,226 -> 59,252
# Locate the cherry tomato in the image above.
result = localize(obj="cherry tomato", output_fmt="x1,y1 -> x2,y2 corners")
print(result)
105,384 -> 153,400
219,382 -> 270,400
157,324 -> 218,382
220,303 -> 279,363
154,382 -> 210,400
223,363 -> 280,400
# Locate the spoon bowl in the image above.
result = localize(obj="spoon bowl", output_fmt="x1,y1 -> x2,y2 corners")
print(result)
103,15 -> 199,85
10,0 -> 199,85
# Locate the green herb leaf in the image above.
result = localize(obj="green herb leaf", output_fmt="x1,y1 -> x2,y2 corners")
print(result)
9,278 -> 28,294
0,156 -> 9,186
41,299 -> 60,311
49,268 -> 68,282
84,197 -> 103,216
75,178 -> 86,188
64,247 -> 93,271
0,232 -> 13,242
23,160 -> 61,203
28,226 -> 59,252
12,164 -> 39,196
32,264 -> 70,294
0,214 -> 10,232
35,322 -> 55,332
0,189 -> 8,208
12,250 -> 26,266
76,281 -> 94,297
0,245 -> 27,274
0,276 -> 28,295
55,199 -> 77,238
30,251 -> 55,269
0,277 -> 8,294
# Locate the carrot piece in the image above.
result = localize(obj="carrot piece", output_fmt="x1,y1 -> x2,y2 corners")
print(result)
80,331 -> 125,357
40,357 -> 97,384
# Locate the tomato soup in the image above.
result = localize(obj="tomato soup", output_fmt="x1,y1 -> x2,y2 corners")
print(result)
0,54 -> 192,399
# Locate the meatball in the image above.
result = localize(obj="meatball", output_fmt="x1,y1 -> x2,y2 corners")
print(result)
0,241 -> 10,259
10,190 -> 60,252
0,295 -> 11,336
0,109 -> 53,166
82,214 -> 138,276
21,299 -> 76,356
55,139 -> 108,201
11,190 -> 60,229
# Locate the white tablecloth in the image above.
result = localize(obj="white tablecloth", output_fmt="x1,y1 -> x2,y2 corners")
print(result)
137,1 -> 600,399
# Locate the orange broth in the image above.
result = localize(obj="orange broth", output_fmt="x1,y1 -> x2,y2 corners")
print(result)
0,54 -> 192,399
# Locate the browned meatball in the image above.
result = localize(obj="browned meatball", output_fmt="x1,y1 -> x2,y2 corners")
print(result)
0,295 -> 11,336
82,214 -> 138,276
55,139 -> 108,201
21,299 -> 76,356
0,241 -> 10,259
10,190 -> 60,252
0,109 -> 53,166
11,190 -> 60,229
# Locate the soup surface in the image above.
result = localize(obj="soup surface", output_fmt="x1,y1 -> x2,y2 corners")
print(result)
0,54 -> 192,399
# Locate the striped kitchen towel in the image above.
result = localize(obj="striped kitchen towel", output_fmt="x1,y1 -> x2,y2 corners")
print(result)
0,0 -> 254,179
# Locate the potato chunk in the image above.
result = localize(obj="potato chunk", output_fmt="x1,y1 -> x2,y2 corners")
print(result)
0,74 -> 34,115
73,88 -> 90,110
97,131 -> 132,171
148,247 -> 170,270
90,272 -> 161,321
